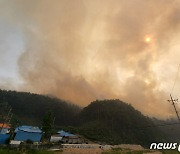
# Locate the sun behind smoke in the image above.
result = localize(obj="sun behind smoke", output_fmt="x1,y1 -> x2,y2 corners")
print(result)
145,36 -> 151,43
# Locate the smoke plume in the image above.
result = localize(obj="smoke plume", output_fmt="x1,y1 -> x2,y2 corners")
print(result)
2,0 -> 180,118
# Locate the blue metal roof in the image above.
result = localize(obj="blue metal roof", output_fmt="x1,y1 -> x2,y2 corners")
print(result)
14,126 -> 42,142
57,130 -> 75,137
15,126 -> 42,133
14,131 -> 42,142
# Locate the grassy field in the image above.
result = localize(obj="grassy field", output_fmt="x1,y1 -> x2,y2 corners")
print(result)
0,148 -> 60,154
161,150 -> 180,154
102,147 -> 150,154
102,147 -> 180,154
1,146 -> 180,154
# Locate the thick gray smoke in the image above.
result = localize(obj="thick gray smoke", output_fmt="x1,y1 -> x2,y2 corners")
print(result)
1,0 -> 180,118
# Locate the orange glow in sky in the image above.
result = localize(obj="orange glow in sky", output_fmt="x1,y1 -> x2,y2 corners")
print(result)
145,36 -> 151,43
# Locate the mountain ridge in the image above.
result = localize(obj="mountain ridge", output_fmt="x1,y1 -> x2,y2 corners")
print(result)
0,89 -> 176,146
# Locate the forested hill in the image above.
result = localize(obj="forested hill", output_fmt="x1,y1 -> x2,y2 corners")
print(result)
0,90 -> 169,146
75,100 -> 163,146
0,89 -> 81,126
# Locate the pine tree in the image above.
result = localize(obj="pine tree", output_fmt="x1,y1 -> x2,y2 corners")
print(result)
42,111 -> 53,139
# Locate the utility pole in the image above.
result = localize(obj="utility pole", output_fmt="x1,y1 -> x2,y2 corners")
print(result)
7,113 -> 13,125
168,94 -> 180,122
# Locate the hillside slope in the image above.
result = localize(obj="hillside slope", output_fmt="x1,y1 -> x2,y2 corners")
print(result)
0,90 -> 169,146
76,100 -> 164,146
0,89 -> 81,126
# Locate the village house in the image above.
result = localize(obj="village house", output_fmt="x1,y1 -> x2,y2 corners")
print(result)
63,135 -> 85,144
0,123 -> 11,144
0,123 -> 11,134
50,134 -> 62,143
50,130 -> 80,143
55,130 -> 86,144
13,125 -> 42,143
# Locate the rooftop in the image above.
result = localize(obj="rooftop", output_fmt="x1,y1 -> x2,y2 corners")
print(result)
0,123 -> 11,128
15,125 -> 42,133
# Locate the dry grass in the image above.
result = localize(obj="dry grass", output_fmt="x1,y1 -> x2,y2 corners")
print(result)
61,148 -> 103,154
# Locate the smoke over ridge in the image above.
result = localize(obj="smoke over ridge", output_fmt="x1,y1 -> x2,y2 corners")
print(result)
1,0 -> 180,118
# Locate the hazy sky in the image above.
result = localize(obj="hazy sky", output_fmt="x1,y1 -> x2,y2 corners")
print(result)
1,0 -> 180,118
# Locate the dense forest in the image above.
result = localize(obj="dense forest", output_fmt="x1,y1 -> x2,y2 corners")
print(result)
0,89 -> 179,146
76,100 -> 164,146
0,89 -> 80,126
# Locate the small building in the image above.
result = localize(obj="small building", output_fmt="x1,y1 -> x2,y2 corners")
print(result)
63,135 -> 85,144
0,123 -> 11,134
0,123 -> 11,144
50,130 -> 72,143
14,125 -> 42,142
57,130 -> 85,144
50,134 -> 62,143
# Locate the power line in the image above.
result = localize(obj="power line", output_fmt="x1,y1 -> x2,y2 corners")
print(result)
168,94 -> 180,122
